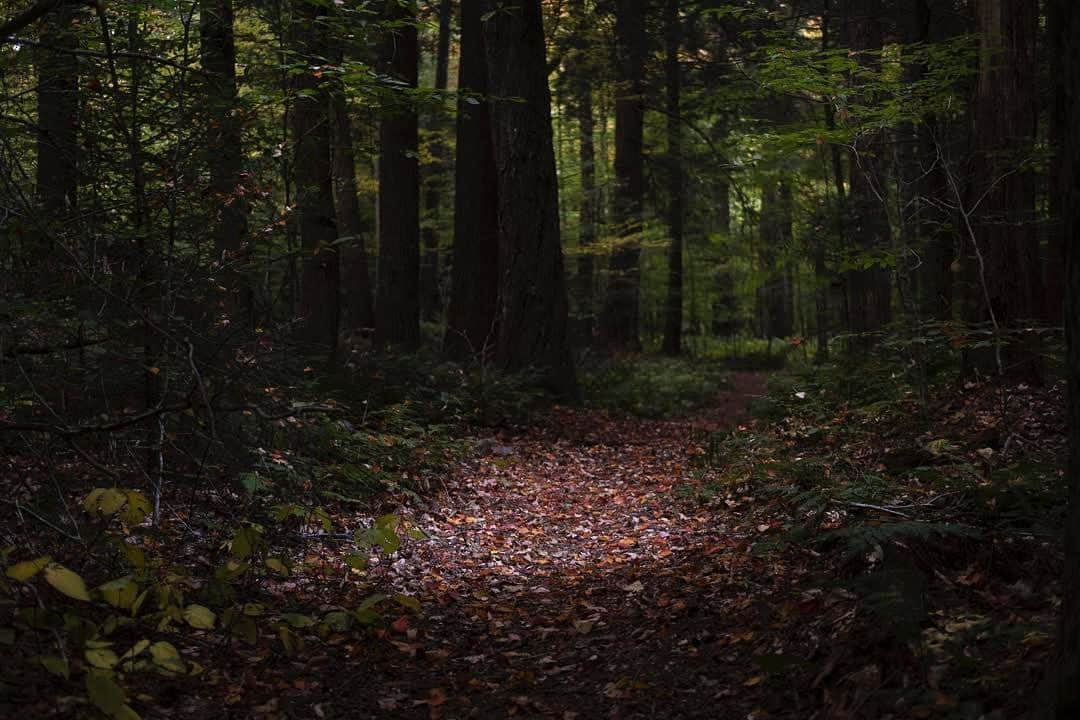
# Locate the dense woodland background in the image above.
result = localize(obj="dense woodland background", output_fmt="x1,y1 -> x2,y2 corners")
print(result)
3,0 -> 1080,717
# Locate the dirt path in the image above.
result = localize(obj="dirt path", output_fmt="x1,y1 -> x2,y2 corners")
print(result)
324,372 -> 791,719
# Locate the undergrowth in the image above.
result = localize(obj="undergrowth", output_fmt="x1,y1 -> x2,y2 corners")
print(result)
580,356 -> 730,417
681,354 -> 1065,717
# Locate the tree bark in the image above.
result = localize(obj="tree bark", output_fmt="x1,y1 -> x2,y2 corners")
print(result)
844,0 -> 892,342
330,77 -> 374,331
375,0 -> 420,349
599,0 -> 645,352
660,0 -> 683,356
567,0 -> 597,340
289,0 -> 340,356
482,0 -> 575,395
444,0 -> 499,361
1051,2 -> 1080,716
35,4 -> 79,228
420,0 -> 452,322
1047,0 -> 1066,326
967,0 -> 1042,375
200,0 -> 249,320
758,177 -> 795,340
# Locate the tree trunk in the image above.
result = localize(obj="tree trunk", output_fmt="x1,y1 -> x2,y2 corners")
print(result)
330,78 -> 374,331
420,0 -> 452,322
1051,1 -> 1080,716
200,0 -> 249,320
844,0 -> 892,342
967,0 -> 1042,376
759,177 -> 795,340
35,5 -> 79,232
567,0 -> 597,340
600,0 -> 645,352
375,0 -> 420,349
1047,0 -> 1066,326
482,0 -> 575,395
289,0 -> 340,356
444,0 -> 500,361
660,0 -> 683,356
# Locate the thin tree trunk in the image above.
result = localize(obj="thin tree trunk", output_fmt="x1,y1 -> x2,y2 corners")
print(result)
420,0 -> 452,322
444,0 -> 499,360
661,0 -> 683,356
330,81 -> 374,331
600,0 -> 645,352
1047,0 -> 1066,325
375,0 -> 420,349
200,0 -> 249,321
482,0 -> 575,395
845,0 -> 891,343
568,0 -> 596,339
290,0 -> 340,356
35,4 -> 79,243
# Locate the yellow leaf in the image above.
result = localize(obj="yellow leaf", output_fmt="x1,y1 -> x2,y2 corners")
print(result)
265,557 -> 289,576
98,576 -> 138,609
121,639 -> 150,664
743,675 -> 763,687
5,556 -> 51,581
84,488 -> 127,516
44,564 -> 91,601
149,641 -> 185,673
183,604 -> 216,630
119,491 -> 151,526
85,647 -> 120,669
86,671 -> 125,716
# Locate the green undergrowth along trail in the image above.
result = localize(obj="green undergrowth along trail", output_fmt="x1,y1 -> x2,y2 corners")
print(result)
678,358 -> 1065,717
0,355 -> 549,719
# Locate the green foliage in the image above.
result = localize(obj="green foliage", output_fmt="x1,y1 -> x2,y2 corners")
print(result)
581,357 -> 729,418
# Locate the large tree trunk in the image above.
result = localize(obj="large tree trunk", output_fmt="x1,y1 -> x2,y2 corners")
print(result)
330,79 -> 374,331
289,0 -> 340,356
444,0 -> 500,361
420,0 -> 452,322
482,0 -> 575,395
35,5 -> 79,235
200,0 -> 249,320
599,0 -> 645,352
374,0 -> 420,349
966,0 -> 1042,375
660,0 -> 683,356
1051,3 -> 1080,716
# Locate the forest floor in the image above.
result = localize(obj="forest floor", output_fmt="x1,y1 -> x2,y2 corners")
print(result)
313,371 -> 778,720
8,367 -> 1064,719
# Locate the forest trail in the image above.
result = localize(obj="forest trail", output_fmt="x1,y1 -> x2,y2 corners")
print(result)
325,372 -> 795,719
